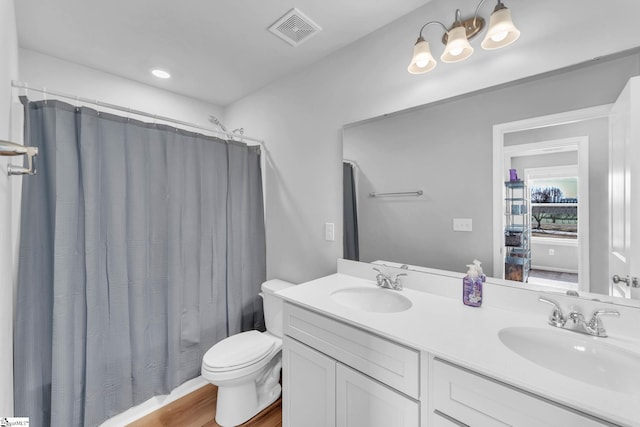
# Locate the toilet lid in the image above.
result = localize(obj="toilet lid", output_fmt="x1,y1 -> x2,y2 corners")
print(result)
203,330 -> 275,371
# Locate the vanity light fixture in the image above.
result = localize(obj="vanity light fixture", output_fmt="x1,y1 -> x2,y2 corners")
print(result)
151,68 -> 171,79
407,0 -> 520,74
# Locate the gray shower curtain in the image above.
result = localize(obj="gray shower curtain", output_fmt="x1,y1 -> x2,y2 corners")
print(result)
343,162 -> 359,261
13,98 -> 266,427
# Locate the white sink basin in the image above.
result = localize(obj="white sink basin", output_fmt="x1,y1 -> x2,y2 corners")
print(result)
330,287 -> 412,313
499,327 -> 640,395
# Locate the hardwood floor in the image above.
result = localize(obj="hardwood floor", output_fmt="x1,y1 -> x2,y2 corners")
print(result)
127,384 -> 282,427
529,268 -> 578,283
528,269 -> 579,291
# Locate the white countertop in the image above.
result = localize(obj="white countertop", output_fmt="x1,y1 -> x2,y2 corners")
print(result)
277,272 -> 640,427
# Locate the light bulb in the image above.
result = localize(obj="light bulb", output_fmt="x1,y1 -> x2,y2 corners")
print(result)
415,56 -> 430,68
408,37 -> 437,74
441,25 -> 473,63
491,31 -> 508,42
481,4 -> 520,50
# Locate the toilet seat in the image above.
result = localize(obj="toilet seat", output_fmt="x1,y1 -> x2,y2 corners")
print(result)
203,331 -> 276,372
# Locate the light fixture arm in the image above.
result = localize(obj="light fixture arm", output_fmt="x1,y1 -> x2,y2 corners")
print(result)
473,0 -> 511,27
454,9 -> 463,26
472,0 -> 489,27
417,20 -> 448,38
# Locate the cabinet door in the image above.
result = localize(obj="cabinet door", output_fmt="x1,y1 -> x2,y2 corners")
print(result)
336,363 -> 419,427
283,336 -> 336,427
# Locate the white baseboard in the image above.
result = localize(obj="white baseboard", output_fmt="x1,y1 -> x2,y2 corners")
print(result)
530,265 -> 578,274
99,376 -> 209,426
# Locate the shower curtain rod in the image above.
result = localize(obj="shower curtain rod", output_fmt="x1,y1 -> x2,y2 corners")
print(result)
11,80 -> 265,145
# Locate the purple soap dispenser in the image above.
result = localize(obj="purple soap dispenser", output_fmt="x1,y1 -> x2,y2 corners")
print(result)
463,264 -> 483,307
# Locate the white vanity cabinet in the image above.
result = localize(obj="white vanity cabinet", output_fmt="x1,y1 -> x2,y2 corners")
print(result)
336,363 -> 419,427
281,298 -> 622,427
282,302 -> 420,427
283,336 -> 336,427
431,359 -> 617,427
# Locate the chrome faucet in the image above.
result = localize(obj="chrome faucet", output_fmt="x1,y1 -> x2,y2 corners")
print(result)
373,268 -> 406,291
538,297 -> 620,337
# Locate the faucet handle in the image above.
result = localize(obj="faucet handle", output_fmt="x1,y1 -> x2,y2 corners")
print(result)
372,267 -> 385,279
373,268 -> 390,287
372,267 -> 386,276
588,309 -> 620,337
392,273 -> 407,290
538,297 -> 566,327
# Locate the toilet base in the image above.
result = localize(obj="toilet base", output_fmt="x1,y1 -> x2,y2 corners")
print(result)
213,356 -> 282,427
215,383 -> 281,426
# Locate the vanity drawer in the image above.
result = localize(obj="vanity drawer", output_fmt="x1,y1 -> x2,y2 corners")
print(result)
283,302 -> 420,398
432,358 -> 617,427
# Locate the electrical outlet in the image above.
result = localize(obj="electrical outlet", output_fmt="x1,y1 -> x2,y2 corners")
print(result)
453,218 -> 473,232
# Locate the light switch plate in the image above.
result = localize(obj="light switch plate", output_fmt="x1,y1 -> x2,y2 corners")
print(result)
453,218 -> 472,232
325,222 -> 335,241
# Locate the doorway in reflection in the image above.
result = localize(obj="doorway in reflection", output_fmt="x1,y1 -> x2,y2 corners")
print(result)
500,128 -> 595,294
525,167 -> 580,290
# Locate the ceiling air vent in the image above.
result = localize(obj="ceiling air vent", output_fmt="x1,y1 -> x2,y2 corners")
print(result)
268,8 -> 322,47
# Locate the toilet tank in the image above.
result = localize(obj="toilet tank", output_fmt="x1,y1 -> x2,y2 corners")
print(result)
261,279 -> 294,338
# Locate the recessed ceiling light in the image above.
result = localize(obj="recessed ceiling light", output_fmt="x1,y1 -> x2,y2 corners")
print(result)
151,69 -> 171,79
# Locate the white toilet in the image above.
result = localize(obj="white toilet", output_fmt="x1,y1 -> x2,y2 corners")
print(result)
201,279 -> 293,427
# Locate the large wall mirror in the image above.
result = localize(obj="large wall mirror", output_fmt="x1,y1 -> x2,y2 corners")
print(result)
343,48 -> 640,307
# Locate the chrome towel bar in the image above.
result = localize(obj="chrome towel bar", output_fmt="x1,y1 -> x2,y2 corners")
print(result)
369,190 -> 423,198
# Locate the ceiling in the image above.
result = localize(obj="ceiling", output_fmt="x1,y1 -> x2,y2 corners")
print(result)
15,0 -> 431,107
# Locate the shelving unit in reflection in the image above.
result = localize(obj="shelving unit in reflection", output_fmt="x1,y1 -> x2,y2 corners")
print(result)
504,180 -> 531,282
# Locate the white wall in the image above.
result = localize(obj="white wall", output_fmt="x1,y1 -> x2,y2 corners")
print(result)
0,0 -> 19,416
225,0 -> 640,284
531,240 -> 578,273
510,152 -> 577,171
19,49 -> 225,130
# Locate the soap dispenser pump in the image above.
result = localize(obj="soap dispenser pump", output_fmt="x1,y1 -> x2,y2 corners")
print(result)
463,264 -> 483,307
473,259 -> 486,283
